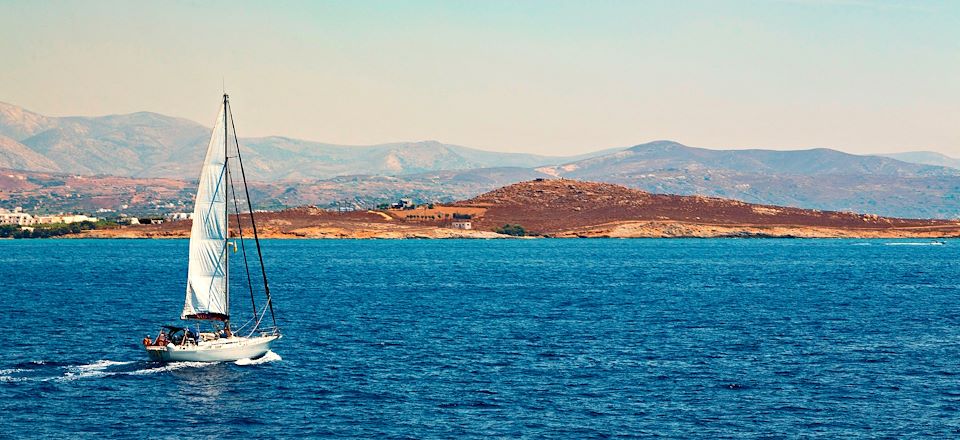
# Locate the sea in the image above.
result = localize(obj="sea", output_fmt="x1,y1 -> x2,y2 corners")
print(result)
1,238 -> 959,438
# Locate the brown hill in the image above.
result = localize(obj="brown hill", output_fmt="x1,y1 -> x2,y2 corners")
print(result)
456,179 -> 960,238
80,207 -> 504,239
52,178 -> 960,239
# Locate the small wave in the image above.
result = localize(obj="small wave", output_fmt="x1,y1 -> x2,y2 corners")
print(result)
15,360 -> 65,368
885,242 -> 945,246
1,367 -> 29,382
0,375 -> 29,383
72,360 -> 135,372
235,350 -> 282,366
60,371 -> 110,381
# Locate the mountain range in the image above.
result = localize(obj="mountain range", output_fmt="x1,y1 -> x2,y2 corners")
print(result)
0,101 -> 612,179
879,151 -> 960,170
1,100 -> 958,219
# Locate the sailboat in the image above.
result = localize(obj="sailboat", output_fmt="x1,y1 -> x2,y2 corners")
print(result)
144,94 -> 280,362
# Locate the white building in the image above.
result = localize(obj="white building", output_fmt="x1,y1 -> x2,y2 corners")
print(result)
32,214 -> 100,225
451,220 -> 472,230
60,214 -> 99,224
0,208 -> 37,226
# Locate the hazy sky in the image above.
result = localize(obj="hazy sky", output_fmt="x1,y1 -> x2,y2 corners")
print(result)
1,0 -> 957,156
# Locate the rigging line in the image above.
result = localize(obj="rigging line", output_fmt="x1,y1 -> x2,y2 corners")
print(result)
227,158 -> 259,322
251,299 -> 271,334
227,101 -> 277,328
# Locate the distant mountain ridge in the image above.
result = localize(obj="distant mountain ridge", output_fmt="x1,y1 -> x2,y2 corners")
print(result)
538,140 -> 952,177
1,101 -> 959,219
535,140 -> 960,219
879,151 -> 960,170
0,101 -> 609,179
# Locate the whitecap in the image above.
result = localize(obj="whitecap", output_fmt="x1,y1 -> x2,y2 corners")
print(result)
0,376 -> 29,383
59,370 -> 113,381
71,360 -> 134,372
55,359 -> 212,381
235,350 -> 282,366
127,361 -> 212,375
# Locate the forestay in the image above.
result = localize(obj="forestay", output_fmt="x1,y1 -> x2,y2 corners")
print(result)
182,104 -> 229,320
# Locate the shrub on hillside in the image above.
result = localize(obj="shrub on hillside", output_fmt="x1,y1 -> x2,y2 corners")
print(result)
495,224 -> 526,236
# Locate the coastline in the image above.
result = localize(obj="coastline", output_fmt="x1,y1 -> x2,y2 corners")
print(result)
62,220 -> 960,240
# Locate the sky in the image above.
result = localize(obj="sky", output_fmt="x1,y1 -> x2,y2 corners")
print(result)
0,0 -> 957,156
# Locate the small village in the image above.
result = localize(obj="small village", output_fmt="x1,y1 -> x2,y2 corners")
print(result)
0,196 -> 484,239
0,207 -> 100,227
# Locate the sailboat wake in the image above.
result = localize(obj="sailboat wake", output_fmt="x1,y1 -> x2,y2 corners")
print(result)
0,359 -> 217,382
235,350 -> 282,366
62,359 -> 215,381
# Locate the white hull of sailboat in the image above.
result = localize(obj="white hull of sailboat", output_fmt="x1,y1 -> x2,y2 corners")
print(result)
145,335 -> 280,363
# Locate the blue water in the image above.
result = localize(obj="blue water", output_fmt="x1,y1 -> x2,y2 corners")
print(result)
1,239 -> 959,438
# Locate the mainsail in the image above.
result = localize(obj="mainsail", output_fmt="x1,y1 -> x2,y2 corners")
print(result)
182,101 -> 230,320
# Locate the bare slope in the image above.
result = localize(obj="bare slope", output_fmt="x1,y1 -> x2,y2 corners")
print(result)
457,179 -> 960,237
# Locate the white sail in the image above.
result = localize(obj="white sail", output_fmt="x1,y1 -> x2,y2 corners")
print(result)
182,103 -> 229,320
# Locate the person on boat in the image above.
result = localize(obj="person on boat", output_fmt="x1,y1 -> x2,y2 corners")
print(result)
185,328 -> 198,345
142,335 -> 152,347
156,331 -> 168,346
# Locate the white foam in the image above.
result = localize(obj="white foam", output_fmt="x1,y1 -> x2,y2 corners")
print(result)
60,370 -> 112,381
127,361 -> 212,375
55,359 -> 213,381
235,350 -> 282,366
0,375 -> 29,382
72,360 -> 134,372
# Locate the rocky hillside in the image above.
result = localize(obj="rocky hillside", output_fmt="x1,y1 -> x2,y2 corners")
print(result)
76,179 -> 960,239
457,179 -> 960,237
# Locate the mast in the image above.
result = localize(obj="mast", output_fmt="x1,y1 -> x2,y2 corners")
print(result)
223,93 -> 230,327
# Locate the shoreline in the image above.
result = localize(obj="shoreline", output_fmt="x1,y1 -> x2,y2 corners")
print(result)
54,221 -> 960,240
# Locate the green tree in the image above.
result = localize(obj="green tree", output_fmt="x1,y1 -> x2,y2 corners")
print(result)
0,225 -> 18,238
495,224 -> 526,236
